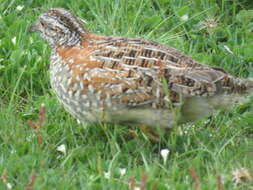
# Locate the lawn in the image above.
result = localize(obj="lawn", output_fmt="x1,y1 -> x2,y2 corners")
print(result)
0,0 -> 253,189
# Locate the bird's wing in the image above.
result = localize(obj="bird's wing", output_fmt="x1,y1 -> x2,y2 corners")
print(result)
86,34 -> 206,70
169,69 -> 228,96
57,34 -> 235,108
87,35 -> 236,95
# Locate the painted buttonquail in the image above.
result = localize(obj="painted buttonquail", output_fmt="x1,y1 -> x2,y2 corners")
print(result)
29,8 -> 253,130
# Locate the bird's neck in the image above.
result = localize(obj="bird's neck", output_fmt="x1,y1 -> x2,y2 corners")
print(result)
54,31 -> 82,47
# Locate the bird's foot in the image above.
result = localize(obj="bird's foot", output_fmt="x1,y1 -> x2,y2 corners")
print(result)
140,125 -> 161,143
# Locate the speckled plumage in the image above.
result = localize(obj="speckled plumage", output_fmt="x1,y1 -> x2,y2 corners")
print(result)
30,8 -> 253,128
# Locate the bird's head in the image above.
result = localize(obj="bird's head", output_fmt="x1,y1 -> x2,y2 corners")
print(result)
29,8 -> 87,47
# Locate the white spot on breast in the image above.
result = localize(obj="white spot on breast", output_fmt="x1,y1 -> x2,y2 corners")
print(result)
67,78 -> 72,86
88,85 -> 94,93
64,64 -> 70,72
75,90 -> 81,98
83,101 -> 90,107
105,96 -> 112,107
81,94 -> 87,99
56,66 -> 62,73
68,58 -> 75,64
75,75 -> 81,81
80,82 -> 84,90
83,73 -> 89,80
125,89 -> 135,93
89,56 -> 97,61
79,67 -> 85,71
72,83 -> 79,91
68,90 -> 74,97
111,84 -> 123,93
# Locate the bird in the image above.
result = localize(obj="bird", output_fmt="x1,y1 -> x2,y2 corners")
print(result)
29,8 -> 253,137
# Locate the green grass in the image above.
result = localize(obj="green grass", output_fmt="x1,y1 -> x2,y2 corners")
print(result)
1,0 -> 253,189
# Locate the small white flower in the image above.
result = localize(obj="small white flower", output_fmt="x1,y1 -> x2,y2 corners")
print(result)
224,45 -> 234,55
160,149 -> 170,164
26,134 -> 36,142
10,149 -> 16,154
119,168 -> 126,176
57,144 -> 66,155
16,5 -> 24,11
11,37 -> 16,45
6,183 -> 12,189
104,171 -> 110,179
133,187 -> 140,190
181,14 -> 189,21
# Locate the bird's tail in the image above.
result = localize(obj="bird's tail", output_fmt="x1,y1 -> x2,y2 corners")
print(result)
211,78 -> 253,109
180,79 -> 253,123
243,79 -> 253,96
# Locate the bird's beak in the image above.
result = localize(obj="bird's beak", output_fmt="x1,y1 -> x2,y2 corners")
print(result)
28,21 -> 41,32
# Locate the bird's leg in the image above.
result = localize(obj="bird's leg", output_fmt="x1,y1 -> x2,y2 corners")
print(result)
139,125 -> 161,143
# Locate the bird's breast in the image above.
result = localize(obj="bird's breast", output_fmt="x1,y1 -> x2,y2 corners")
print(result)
49,52 -> 107,123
